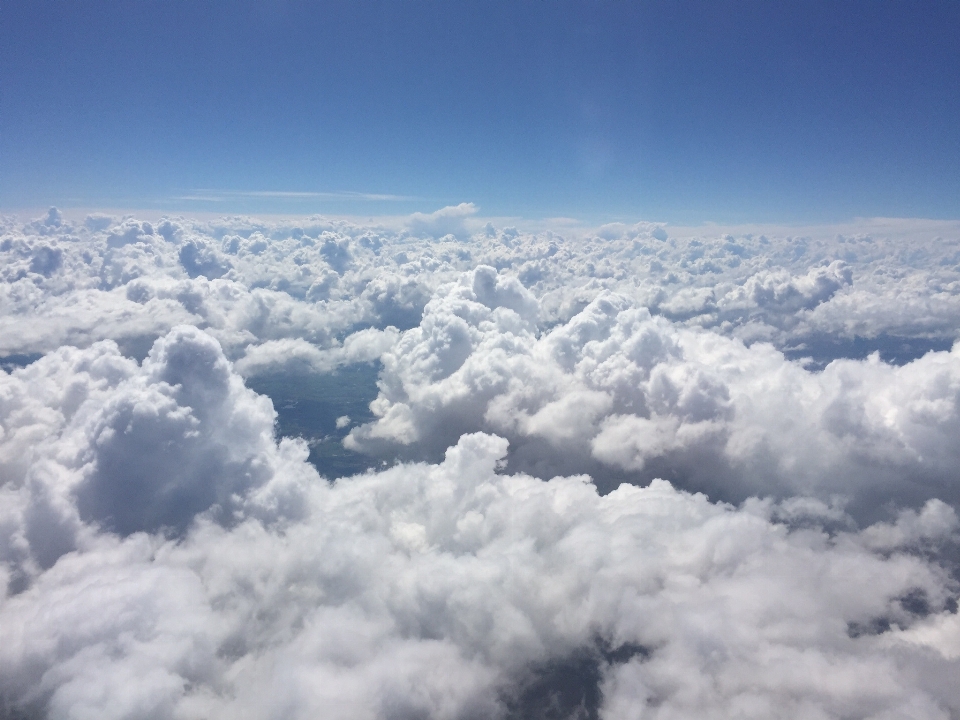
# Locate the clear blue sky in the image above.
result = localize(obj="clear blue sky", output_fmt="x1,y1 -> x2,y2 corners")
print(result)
2,0 -> 959,223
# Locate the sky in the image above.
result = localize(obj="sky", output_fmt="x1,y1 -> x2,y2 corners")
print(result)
3,0 -> 960,222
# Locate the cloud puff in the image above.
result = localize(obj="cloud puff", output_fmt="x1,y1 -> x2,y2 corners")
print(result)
234,327 -> 400,377
0,327 -> 287,586
2,329 -> 959,719
406,202 -> 479,239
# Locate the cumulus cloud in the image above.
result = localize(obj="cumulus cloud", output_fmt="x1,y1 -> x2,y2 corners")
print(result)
3,211 -> 960,718
2,327 -> 959,719
0,327 -> 281,573
346,268 -> 960,520
3,210 -> 960,362
406,202 -> 479,240
234,327 -> 400,377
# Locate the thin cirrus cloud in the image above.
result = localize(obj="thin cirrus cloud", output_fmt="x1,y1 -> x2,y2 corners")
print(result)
171,189 -> 420,203
1,206 -> 960,719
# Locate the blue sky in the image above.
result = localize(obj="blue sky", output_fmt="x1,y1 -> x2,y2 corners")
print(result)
2,0 -> 959,223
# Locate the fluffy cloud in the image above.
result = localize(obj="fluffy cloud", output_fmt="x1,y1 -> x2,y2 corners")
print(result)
3,210 -> 960,363
0,327 -> 285,582
347,268 -> 960,520
2,327 -> 959,719
407,202 -> 479,240
234,327 -> 400,377
4,211 -> 960,719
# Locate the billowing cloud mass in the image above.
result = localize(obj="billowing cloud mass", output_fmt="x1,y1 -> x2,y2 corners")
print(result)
346,268 -> 960,519
2,209 -> 960,719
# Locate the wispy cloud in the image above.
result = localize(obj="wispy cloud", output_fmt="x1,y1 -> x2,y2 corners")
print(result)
171,189 -> 418,203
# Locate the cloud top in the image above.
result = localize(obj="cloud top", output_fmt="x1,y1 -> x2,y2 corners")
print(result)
2,211 -> 960,718
1,328 -> 959,718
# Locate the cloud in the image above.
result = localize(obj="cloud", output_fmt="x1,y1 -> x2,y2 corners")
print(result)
347,267 -> 960,520
74,326 -> 280,536
0,333 -> 958,717
2,331 -> 960,718
406,203 -> 479,239
3,209 -> 959,363
234,327 -> 400,377
0,328 -> 282,570
175,189 -> 418,202
3,212 -> 960,718
3,214 -> 960,514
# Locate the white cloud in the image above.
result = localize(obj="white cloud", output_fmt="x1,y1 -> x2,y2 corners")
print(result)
234,327 -> 400,377
346,267 -> 960,521
3,210 -> 960,362
177,189 -> 417,202
0,336 -> 957,717
3,212 -> 960,718
406,203 -> 479,239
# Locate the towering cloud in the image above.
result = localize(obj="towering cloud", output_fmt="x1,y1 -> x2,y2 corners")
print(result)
346,267 -> 960,520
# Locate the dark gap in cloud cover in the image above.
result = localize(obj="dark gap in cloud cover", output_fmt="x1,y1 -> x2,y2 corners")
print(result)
0,354 -> 43,374
502,641 -> 652,720
782,334 -> 957,370
246,364 -> 382,479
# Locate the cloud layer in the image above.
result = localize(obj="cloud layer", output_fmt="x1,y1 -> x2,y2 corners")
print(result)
2,209 -> 960,718
2,328 -> 959,719
3,210 -> 960,364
